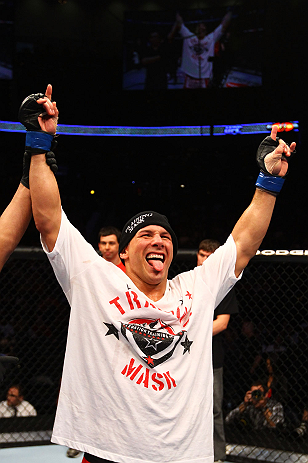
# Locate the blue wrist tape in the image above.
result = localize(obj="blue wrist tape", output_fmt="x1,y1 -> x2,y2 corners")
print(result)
255,171 -> 285,195
25,131 -> 53,152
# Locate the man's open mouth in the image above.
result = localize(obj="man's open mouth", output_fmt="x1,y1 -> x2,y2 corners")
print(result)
146,253 -> 165,271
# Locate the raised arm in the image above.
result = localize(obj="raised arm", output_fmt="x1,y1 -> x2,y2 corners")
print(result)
0,84 -> 60,271
19,84 -> 61,252
232,125 -> 296,277
0,184 -> 32,271
221,11 -> 232,33
30,151 -> 61,252
167,12 -> 183,42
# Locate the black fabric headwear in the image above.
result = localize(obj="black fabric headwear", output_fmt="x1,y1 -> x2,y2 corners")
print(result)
119,211 -> 178,258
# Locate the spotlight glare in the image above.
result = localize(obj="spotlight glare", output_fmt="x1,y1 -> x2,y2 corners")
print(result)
90,190 -> 95,195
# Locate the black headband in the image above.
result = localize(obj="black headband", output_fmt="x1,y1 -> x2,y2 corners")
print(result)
119,211 -> 178,257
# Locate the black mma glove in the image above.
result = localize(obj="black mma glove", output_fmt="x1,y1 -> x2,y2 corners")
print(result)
19,93 -> 58,188
20,149 -> 58,189
20,150 -> 31,189
45,150 -> 58,174
255,135 -> 286,196
18,92 -> 55,154
20,142 -> 58,189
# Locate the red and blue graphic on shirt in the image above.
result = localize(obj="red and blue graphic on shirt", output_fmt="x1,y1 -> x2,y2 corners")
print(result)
121,318 -> 186,368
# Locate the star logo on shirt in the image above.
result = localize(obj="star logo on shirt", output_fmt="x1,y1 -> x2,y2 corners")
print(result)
104,323 -> 119,339
144,338 -> 163,352
181,336 -> 193,354
145,356 -> 154,366
185,291 -> 192,300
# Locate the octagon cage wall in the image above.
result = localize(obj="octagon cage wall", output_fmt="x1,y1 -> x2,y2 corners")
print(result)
0,248 -> 308,462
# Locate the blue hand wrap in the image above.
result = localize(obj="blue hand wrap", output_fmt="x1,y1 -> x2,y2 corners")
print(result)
25,131 -> 53,153
255,171 -> 285,196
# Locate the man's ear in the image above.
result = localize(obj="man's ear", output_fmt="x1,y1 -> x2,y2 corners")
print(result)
120,248 -> 128,261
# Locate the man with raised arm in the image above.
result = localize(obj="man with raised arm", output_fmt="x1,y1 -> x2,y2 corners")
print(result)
0,185 -> 32,272
24,84 -> 295,463
0,125 -> 57,272
0,118 -> 57,384
168,11 -> 232,88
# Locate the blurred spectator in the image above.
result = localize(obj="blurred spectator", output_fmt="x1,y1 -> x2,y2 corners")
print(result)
225,380 -> 284,429
98,226 -> 125,271
197,238 -> 239,463
286,324 -> 308,421
0,384 -> 37,417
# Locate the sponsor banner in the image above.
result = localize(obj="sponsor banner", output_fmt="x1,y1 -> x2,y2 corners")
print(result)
256,250 -> 308,256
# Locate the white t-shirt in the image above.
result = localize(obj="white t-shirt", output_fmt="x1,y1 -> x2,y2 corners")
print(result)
44,211 -> 240,463
0,400 -> 37,417
179,24 -> 223,79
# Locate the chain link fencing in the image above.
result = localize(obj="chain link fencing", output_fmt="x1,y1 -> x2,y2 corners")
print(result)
1,248 -> 308,461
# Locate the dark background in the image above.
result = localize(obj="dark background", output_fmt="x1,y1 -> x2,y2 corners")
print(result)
0,0 -> 307,250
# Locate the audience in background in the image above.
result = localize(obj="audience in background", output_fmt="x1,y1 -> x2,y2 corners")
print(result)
0,384 -> 37,418
225,380 -> 284,430
98,226 -> 125,272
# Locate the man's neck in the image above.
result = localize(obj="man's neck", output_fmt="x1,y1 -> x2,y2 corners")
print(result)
126,272 -> 167,302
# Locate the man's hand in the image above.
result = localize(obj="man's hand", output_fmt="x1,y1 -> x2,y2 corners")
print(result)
255,125 -> 296,196
264,125 -> 296,177
244,390 -> 252,404
238,390 -> 251,412
18,84 -> 59,181
175,12 -> 183,27
36,84 -> 59,135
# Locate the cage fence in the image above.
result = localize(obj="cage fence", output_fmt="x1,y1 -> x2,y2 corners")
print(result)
0,248 -> 307,462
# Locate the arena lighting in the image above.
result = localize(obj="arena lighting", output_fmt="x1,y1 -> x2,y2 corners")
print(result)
214,121 -> 299,136
0,121 -> 210,137
267,122 -> 297,132
0,121 -> 299,136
